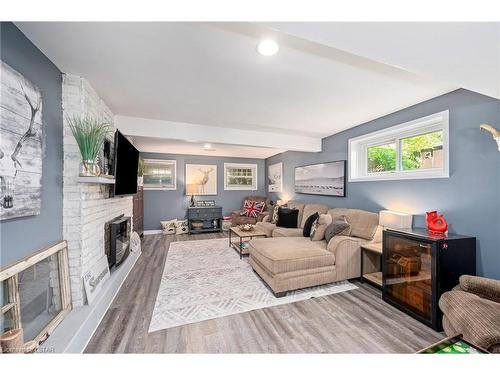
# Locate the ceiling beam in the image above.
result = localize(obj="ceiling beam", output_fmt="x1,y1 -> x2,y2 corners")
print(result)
114,115 -> 322,153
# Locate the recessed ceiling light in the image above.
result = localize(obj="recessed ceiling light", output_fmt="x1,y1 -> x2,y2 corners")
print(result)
257,39 -> 279,56
203,143 -> 212,149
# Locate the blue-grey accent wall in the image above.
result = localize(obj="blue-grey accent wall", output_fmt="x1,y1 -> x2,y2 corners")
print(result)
266,89 -> 500,279
0,23 -> 64,267
141,153 -> 267,231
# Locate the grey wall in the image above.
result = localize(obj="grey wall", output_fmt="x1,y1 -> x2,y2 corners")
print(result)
266,89 -> 500,279
0,23 -> 64,266
141,153 -> 267,230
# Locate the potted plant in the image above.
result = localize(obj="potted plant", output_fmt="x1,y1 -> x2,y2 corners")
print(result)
138,158 -> 145,186
67,116 -> 112,177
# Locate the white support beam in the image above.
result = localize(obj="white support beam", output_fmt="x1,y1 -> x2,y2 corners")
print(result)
114,115 -> 322,153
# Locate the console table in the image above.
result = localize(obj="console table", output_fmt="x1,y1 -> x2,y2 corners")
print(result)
187,206 -> 223,234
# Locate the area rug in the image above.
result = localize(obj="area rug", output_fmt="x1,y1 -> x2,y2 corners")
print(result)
148,238 -> 357,332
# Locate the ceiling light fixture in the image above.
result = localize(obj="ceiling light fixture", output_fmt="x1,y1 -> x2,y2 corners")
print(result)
203,143 -> 212,149
257,39 -> 279,56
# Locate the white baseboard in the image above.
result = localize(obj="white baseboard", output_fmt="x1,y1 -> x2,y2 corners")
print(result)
39,250 -> 141,353
143,229 -> 162,235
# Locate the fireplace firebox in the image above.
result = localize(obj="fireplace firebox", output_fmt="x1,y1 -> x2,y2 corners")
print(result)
104,215 -> 131,269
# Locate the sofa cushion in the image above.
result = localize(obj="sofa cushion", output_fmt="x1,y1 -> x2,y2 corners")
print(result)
325,215 -> 351,242
328,208 -> 378,240
255,221 -> 276,237
310,214 -> 333,241
273,227 -> 304,237
249,237 -> 333,274
301,204 -> 329,228
277,207 -> 299,228
287,201 -> 305,228
302,212 -> 319,237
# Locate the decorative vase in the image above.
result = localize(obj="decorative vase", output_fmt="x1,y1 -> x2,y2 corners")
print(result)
80,159 -> 101,177
426,210 -> 448,234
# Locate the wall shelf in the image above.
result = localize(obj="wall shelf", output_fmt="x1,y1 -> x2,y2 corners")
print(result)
76,176 -> 115,184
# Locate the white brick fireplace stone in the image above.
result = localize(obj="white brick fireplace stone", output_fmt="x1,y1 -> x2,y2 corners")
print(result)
62,74 -> 133,307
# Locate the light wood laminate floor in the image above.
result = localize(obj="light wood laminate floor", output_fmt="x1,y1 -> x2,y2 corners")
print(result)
85,233 -> 443,353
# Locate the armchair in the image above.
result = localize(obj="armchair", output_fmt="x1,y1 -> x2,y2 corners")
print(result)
439,275 -> 500,353
230,196 -> 271,227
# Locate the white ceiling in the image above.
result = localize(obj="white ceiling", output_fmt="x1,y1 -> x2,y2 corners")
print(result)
131,137 -> 283,159
265,22 -> 500,100
14,22 -> 476,157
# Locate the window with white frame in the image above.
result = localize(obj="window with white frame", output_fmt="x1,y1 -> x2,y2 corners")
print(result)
348,111 -> 449,182
224,163 -> 258,190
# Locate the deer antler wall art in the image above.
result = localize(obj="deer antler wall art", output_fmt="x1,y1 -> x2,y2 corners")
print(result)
480,124 -> 500,151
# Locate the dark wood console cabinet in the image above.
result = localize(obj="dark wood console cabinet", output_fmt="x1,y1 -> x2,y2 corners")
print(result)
132,186 -> 144,237
382,228 -> 476,331
187,206 -> 223,234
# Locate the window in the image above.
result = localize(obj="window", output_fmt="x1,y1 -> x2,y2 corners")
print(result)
224,163 -> 258,190
143,159 -> 177,190
349,111 -> 449,181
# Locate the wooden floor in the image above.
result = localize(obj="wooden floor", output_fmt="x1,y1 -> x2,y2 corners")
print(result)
85,232 -> 443,353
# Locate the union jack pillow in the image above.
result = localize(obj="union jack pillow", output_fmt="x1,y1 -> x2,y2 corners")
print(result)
243,200 -> 265,218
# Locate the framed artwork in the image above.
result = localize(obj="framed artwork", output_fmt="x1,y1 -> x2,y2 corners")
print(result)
0,61 -> 43,221
295,160 -> 346,197
186,164 -> 217,195
268,162 -> 283,193
224,163 -> 257,190
143,159 -> 177,190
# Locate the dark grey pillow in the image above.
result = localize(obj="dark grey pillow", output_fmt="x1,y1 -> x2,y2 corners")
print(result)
276,207 -> 299,228
325,215 -> 351,242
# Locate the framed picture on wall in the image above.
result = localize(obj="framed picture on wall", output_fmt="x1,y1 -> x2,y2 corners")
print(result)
0,61 -> 43,221
294,160 -> 346,197
268,162 -> 283,193
224,163 -> 258,190
143,159 -> 177,190
186,164 -> 217,195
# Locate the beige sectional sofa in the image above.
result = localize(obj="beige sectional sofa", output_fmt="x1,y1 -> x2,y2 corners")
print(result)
249,201 -> 381,297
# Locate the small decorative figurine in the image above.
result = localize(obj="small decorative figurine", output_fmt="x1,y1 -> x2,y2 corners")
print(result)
426,210 -> 448,235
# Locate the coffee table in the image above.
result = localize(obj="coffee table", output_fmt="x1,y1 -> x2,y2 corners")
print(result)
229,227 -> 267,259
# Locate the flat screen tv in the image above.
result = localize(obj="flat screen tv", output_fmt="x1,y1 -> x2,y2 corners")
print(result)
113,130 -> 139,196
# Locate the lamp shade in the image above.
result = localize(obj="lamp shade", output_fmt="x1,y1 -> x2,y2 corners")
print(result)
276,199 -> 287,206
186,184 -> 198,195
379,210 -> 412,229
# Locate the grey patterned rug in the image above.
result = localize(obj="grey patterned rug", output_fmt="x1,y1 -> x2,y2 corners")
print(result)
148,238 -> 357,332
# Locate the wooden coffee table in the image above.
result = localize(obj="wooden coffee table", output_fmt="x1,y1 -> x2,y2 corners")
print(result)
229,227 -> 267,259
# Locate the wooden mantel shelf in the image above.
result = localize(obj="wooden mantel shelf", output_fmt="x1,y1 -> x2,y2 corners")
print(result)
76,176 -> 115,184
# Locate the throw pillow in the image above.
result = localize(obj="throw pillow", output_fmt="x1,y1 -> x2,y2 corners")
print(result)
175,219 -> 189,235
276,207 -> 299,228
310,214 -> 333,241
271,205 -> 280,224
243,200 -> 265,218
160,219 -> 177,235
303,212 -> 319,237
324,215 -> 352,242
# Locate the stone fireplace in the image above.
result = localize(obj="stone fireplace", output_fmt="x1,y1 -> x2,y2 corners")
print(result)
62,74 -> 133,307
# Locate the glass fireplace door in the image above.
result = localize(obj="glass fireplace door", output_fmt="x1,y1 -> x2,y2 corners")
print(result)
383,234 -> 433,322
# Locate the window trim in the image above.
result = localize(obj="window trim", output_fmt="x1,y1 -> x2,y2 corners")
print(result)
348,111 -> 449,182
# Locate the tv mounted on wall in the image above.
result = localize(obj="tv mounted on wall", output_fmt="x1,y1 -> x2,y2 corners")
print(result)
113,130 -> 139,196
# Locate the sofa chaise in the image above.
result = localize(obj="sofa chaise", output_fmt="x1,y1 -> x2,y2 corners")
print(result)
249,201 -> 381,297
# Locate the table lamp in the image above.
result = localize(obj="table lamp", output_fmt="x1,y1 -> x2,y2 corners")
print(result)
379,210 -> 413,229
186,184 -> 198,207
